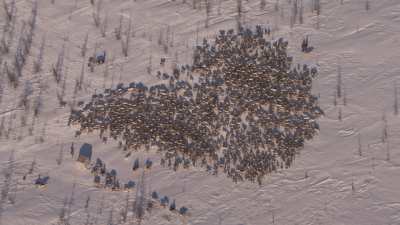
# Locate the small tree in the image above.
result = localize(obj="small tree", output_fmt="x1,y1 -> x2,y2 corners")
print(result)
56,144 -> 64,165
115,13 -> 123,40
394,82 -> 398,115
100,13 -> 108,37
205,0 -> 211,28
52,43 -> 65,83
81,32 -> 89,57
3,0 -> 16,22
365,0 -> 370,11
121,15 -> 132,57
92,0 -> 103,27
337,65 -> 342,98
274,0 -> 279,12
34,35 -> 46,73
260,0 -> 266,10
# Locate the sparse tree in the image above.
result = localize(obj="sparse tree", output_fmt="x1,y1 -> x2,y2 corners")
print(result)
81,32 -> 89,57
92,0 -> 103,27
382,119 -> 388,143
58,196 -> 68,224
33,83 -> 43,117
52,42 -> 66,83
236,0 -> 242,30
386,142 -> 390,161
133,171 -> 146,223
333,91 -> 337,106
365,0 -> 370,11
100,13 -> 108,37
290,0 -> 298,28
274,0 -> 279,12
38,121 -> 47,143
260,0 -> 266,10
115,13 -> 123,40
337,65 -> 342,98
0,117 -> 5,137
19,80 -> 33,110
394,82 -> 398,115
121,192 -> 129,223
56,144 -> 64,165
299,0 -> 304,24
357,133 -> 362,156
146,55 -> 152,75
205,0 -> 211,28
3,0 -> 16,22
121,15 -> 132,57
34,35 -> 46,73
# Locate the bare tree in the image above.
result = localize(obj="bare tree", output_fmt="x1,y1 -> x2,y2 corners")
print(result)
65,182 -> 76,225
84,195 -> 90,210
333,91 -> 337,106
394,82 -> 398,115
0,8 -> 16,54
260,0 -> 266,10
357,133 -> 362,156
0,66 -> 3,105
338,107 -> 342,121
133,171 -> 146,223
107,208 -> 114,225
382,141 -> 389,163
76,60 -> 85,92
38,121 -> 47,143
236,0 -> 242,30
365,0 -> 370,11
28,157 -> 36,174
28,116 -> 35,136
33,35 -> 45,73
52,42 -> 66,83
3,0 -> 16,22
0,117 -> 5,137
81,32 -> 89,57
114,13 -> 123,40
33,82 -> 43,117
92,0 -> 103,27
0,150 -> 16,223
205,0 -> 211,28
337,64 -> 342,98
121,14 -> 132,57
58,196 -> 68,224
121,191 -> 130,223
290,0 -> 298,28
313,0 -> 321,15
274,0 -> 279,12
382,118 -> 388,143
57,63 -> 68,106
19,80 -> 33,110
100,13 -> 108,37
299,0 -> 304,24
56,144 -> 64,165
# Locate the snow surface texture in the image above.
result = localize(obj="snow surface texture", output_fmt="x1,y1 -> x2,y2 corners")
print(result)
0,0 -> 400,225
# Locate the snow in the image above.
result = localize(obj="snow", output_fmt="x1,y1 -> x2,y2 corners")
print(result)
0,0 -> 400,225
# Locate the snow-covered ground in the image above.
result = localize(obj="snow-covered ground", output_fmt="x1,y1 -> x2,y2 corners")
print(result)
0,0 -> 400,224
